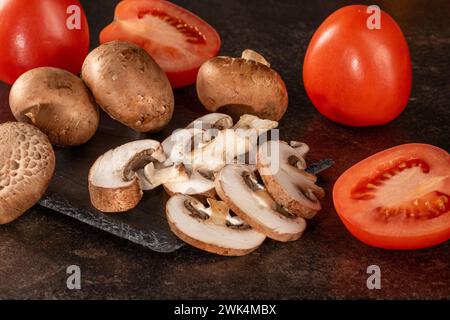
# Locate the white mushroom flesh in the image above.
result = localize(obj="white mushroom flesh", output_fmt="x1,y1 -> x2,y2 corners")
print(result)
216,164 -> 306,238
166,194 -> 265,252
89,140 -> 165,189
258,140 -> 323,211
185,113 -> 233,130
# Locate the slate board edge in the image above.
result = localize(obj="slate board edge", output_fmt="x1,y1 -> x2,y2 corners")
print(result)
39,196 -> 185,253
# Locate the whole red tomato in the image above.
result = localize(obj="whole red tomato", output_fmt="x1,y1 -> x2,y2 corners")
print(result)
0,0 -> 90,84
303,5 -> 412,126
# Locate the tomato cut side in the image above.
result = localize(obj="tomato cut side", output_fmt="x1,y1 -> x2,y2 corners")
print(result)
333,144 -> 450,250
100,0 -> 221,88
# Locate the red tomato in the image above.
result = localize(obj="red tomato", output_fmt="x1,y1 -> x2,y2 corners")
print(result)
0,0 -> 90,84
100,0 -> 221,88
333,144 -> 450,250
303,5 -> 412,126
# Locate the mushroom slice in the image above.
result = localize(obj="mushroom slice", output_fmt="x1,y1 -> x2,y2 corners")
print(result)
164,166 -> 217,199
257,140 -> 325,219
215,164 -> 307,242
166,194 -> 265,256
161,128 -> 206,165
164,114 -> 277,197
0,122 -> 55,224
88,140 -> 165,212
186,113 -> 233,130
140,162 -> 189,190
196,51 -> 288,121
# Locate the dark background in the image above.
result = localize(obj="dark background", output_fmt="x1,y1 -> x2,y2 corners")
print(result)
0,0 -> 449,299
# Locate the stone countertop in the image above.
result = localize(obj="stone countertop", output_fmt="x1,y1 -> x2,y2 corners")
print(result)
0,0 -> 449,299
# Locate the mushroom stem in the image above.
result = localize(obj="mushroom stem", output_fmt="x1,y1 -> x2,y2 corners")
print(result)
241,49 -> 271,67
142,162 -> 189,190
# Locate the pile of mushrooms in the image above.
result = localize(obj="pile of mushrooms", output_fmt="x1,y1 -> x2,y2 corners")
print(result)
9,41 -> 174,148
88,113 -> 327,256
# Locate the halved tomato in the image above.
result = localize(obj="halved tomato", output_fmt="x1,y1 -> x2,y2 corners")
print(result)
333,144 -> 450,250
100,0 -> 221,88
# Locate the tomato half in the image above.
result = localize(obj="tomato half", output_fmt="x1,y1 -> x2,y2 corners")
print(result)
100,0 -> 221,88
0,0 -> 90,84
333,144 -> 450,250
303,5 -> 412,126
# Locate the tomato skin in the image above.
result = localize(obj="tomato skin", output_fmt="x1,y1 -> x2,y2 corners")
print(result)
333,144 -> 450,250
100,0 -> 221,88
303,5 -> 412,126
0,0 -> 90,84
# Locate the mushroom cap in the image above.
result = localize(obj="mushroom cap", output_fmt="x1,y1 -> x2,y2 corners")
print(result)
166,194 -> 266,256
215,164 -> 306,242
88,139 -> 165,212
196,56 -> 288,121
81,41 -> 174,133
0,122 -> 55,224
9,67 -> 99,147
257,140 -> 325,219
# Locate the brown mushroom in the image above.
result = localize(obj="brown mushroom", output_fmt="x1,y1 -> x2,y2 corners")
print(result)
9,67 -> 99,147
0,122 -> 55,224
81,41 -> 174,132
196,50 -> 288,121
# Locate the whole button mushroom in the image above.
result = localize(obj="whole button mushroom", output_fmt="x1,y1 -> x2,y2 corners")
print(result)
81,41 -> 174,133
0,122 -> 55,224
9,67 -> 100,147
196,49 -> 288,121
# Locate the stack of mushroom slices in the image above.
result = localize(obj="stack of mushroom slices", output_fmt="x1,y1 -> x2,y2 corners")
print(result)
88,113 -> 331,256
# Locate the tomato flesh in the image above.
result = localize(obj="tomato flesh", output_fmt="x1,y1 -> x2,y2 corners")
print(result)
303,5 -> 412,126
100,0 -> 221,88
333,144 -> 450,250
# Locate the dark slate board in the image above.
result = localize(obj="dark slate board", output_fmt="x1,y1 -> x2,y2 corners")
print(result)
38,101 -> 209,253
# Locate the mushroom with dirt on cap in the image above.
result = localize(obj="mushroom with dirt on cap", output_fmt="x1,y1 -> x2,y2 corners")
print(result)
82,41 -> 174,133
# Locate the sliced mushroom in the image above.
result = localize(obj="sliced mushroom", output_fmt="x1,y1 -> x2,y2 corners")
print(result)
257,140 -> 325,219
161,127 -> 216,198
164,114 -> 277,197
88,140 -> 167,212
82,41 -> 174,133
185,113 -> 233,130
196,50 -> 288,121
166,194 -> 265,256
0,122 -> 55,224
9,67 -> 99,147
215,164 -> 306,242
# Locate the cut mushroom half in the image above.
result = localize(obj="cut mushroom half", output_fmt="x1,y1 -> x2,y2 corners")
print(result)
215,164 -> 307,242
88,139 -> 182,212
257,140 -> 325,219
166,194 -> 265,256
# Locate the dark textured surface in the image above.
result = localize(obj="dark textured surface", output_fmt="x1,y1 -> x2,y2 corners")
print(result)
0,0 -> 449,299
